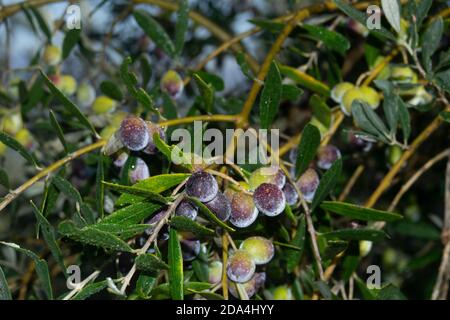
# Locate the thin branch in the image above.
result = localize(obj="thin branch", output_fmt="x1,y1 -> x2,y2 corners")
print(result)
338,164 -> 365,202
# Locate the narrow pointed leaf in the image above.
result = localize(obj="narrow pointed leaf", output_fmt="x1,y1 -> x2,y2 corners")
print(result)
168,228 -> 183,300
295,123 -> 321,178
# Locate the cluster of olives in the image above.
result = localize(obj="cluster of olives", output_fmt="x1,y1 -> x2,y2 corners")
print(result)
107,115 -> 166,183
290,144 -> 341,203
0,112 -> 34,156
226,237 -> 274,298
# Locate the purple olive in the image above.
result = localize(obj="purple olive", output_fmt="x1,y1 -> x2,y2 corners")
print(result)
143,121 -> 165,155
282,182 -> 298,206
204,192 -> 231,221
296,168 -> 320,203
229,192 -> 258,228
128,158 -> 150,184
186,171 -> 218,202
227,249 -> 255,283
180,238 -> 201,261
228,272 -> 266,299
253,183 -> 286,217
175,200 -> 198,220
317,145 -> 341,170
119,116 -> 149,151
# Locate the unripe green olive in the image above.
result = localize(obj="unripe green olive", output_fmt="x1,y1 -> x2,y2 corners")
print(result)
359,240 -> 372,257
272,285 -> 293,300
248,166 -> 286,191
387,145 -> 403,166
1,113 -> 22,135
408,86 -> 433,106
390,66 -> 417,84
92,95 -> 117,114
359,86 -> 380,109
76,82 -> 96,108
208,261 -> 223,285
58,75 -> 77,96
341,87 -> 365,115
240,236 -> 274,265
43,45 -> 62,66
331,82 -> 354,103
160,70 -> 184,99
15,128 -> 33,148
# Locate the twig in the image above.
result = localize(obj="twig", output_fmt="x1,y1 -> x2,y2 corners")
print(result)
338,164 -> 365,202
221,233 -> 229,300
431,156 -> 450,300
63,270 -> 100,300
119,194 -> 184,295
388,149 -> 450,212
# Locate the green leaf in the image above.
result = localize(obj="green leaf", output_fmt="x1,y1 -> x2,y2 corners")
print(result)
140,55 -> 152,88
392,221 -> 440,240
100,80 -> 123,101
192,71 -> 225,91
120,57 -> 138,96
187,289 -> 225,300
311,158 -> 342,212
168,228 -> 183,300
133,10 -> 175,58
193,73 -> 214,113
72,280 -> 108,300
397,96 -> 411,143
421,17 -> 443,73
49,110 -> 69,154
153,133 -> 194,171
0,241 -> 53,299
99,201 -> 162,226
22,73 -> 44,115
310,94 -> 331,128
375,80 -> 398,136
30,201 -> 66,274
295,123 -> 321,178
281,84 -> 303,102
29,6 -> 52,42
322,228 -> 388,241
170,216 -> 215,237
381,0 -> 401,33
96,154 -> 105,219
136,254 -> 169,272
249,18 -> 284,33
40,70 -> 98,136
302,24 -> 350,55
351,101 -> 390,142
440,111 -> 450,123
0,131 -> 39,168
260,61 -> 282,129
434,70 -> 450,94
320,201 -> 403,222
376,284 -> 406,300
174,0 -> 189,56
0,266 -> 11,300
116,173 -> 189,206
236,51 -> 254,80
58,221 -> 133,252
52,175 -> 82,205
286,216 -> 306,273
0,170 -> 10,189
188,197 -> 235,232
135,275 -> 157,298
279,65 -> 330,97
62,29 -> 81,59
334,0 -> 396,41
102,181 -> 169,204
91,223 -> 150,240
